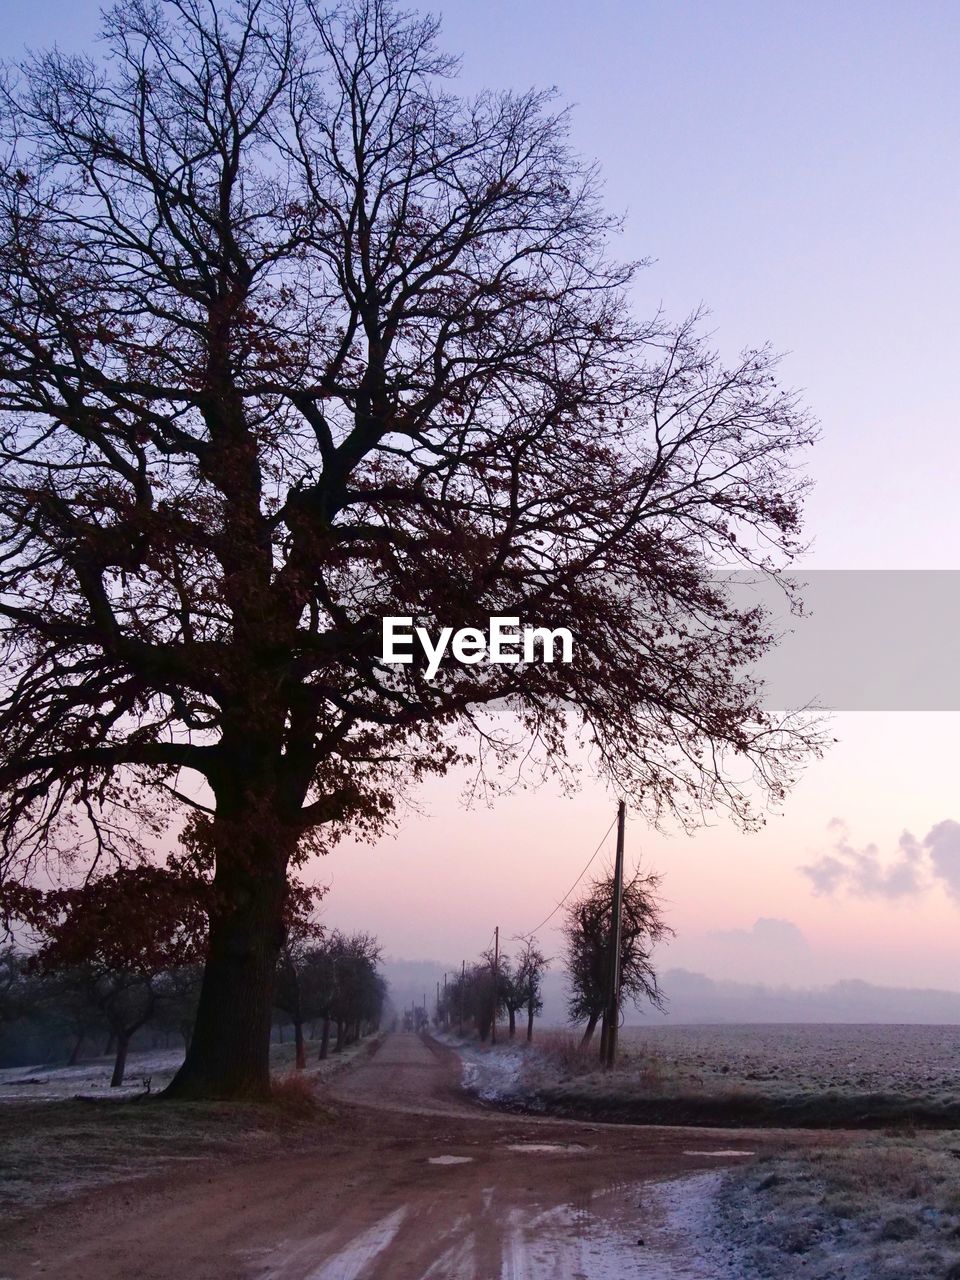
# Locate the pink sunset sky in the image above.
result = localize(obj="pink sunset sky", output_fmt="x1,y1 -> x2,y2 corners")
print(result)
318,1 -> 960,989
6,0 -> 959,988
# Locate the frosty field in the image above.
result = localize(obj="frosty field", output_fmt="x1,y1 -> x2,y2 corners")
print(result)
490,1023 -> 960,1129
621,1023 -> 960,1098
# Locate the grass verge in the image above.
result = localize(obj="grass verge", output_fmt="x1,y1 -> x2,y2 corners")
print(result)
716,1134 -> 960,1279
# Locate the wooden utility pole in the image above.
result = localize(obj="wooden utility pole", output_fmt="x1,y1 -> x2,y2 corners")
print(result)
603,801 -> 627,1068
491,926 -> 500,1045
459,959 -> 465,1035
436,980 -> 440,1025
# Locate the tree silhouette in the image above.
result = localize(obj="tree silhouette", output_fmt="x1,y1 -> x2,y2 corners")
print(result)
6,866 -> 207,1084
514,940 -> 548,1042
564,869 -> 673,1046
0,0 -> 819,1097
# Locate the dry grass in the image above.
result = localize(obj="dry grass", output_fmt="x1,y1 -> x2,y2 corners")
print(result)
529,1028 -> 596,1078
628,1048 -> 672,1092
529,1027 -> 679,1091
806,1141 -> 948,1202
270,1070 -> 319,1116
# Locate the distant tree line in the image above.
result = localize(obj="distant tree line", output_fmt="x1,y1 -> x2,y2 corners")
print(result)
435,939 -> 549,1042
274,929 -> 387,1069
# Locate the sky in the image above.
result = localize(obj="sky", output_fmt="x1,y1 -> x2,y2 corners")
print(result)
5,1 -> 960,992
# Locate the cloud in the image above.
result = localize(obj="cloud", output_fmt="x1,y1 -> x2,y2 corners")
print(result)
708,917 -> 811,953
800,820 -> 926,900
924,820 -> 960,900
668,917 -> 816,985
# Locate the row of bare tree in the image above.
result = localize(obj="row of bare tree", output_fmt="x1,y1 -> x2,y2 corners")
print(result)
0,927 -> 387,1086
274,929 -> 386,1068
437,939 -> 549,1043
428,863 -> 672,1053
0,947 -> 201,1086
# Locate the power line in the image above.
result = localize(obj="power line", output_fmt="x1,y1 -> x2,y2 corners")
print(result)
517,812 -> 618,940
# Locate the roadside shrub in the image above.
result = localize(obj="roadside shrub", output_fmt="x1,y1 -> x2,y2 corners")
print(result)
270,1072 -> 318,1117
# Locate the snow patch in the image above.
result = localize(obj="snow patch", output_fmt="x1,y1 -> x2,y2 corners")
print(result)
458,1045 -> 529,1104
303,1207 -> 407,1280
683,1150 -> 755,1158
505,1142 -> 592,1154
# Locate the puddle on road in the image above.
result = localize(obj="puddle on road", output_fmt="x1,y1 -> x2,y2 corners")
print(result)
682,1149 -> 755,1158
505,1142 -> 592,1154
428,1154 -> 475,1165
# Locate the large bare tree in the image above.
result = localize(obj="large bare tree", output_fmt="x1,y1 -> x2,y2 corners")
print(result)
0,0 -> 819,1098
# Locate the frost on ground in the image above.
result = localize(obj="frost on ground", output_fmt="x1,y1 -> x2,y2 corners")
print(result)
437,1032 -> 536,1107
445,1030 -> 960,1279
640,1172 -> 749,1279
449,1024 -> 960,1128
623,1023 -> 960,1105
713,1135 -> 960,1280
628,1141 -> 960,1280
0,1048 -> 185,1100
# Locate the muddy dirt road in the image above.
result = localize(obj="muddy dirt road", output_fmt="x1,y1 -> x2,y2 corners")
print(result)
0,1033 -> 790,1278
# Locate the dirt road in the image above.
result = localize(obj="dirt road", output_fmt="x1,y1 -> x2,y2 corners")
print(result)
0,1033 -> 786,1278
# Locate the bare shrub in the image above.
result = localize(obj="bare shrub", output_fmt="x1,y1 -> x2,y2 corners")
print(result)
270,1072 -> 318,1117
634,1051 -> 669,1092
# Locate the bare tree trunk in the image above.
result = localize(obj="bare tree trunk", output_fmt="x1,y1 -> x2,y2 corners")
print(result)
508,1007 -> 516,1038
165,811 -> 293,1101
580,1011 -> 600,1047
111,1032 -> 130,1087
526,1002 -> 535,1042
294,1019 -> 306,1070
319,1016 -> 331,1061
335,1020 -> 345,1052
67,1031 -> 85,1067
